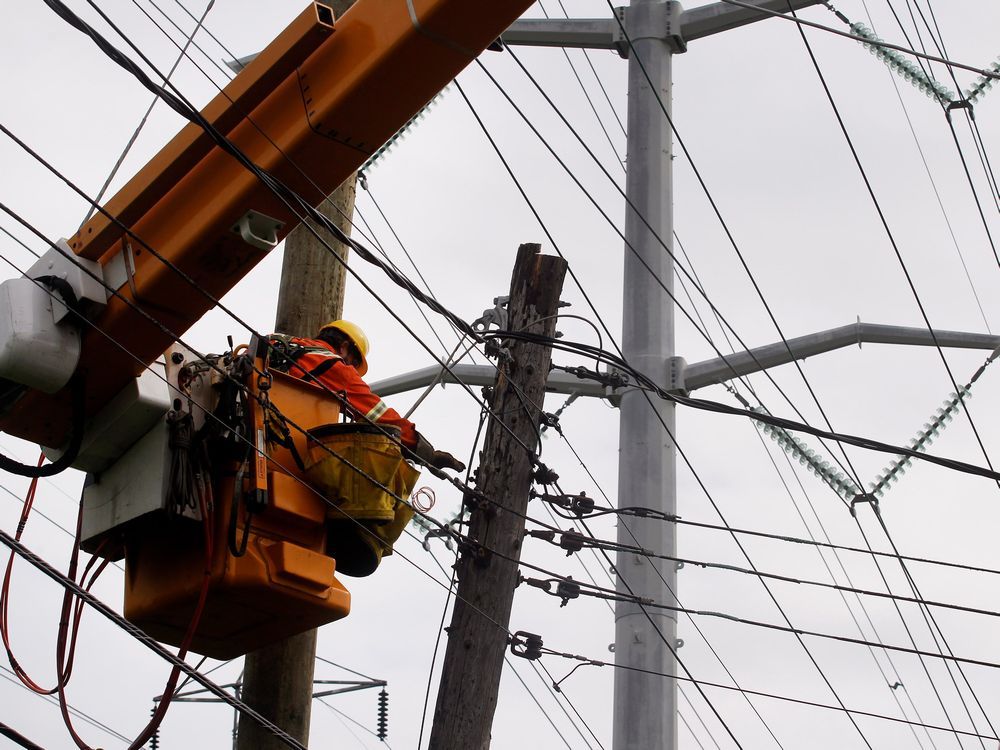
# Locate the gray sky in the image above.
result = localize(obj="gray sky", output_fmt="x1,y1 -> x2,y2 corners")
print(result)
2,0 -> 1000,748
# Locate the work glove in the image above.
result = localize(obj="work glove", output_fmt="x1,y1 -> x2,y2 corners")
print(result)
430,449 -> 465,472
413,433 -> 466,473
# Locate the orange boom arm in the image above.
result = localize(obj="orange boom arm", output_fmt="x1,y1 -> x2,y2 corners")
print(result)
5,0 -> 533,447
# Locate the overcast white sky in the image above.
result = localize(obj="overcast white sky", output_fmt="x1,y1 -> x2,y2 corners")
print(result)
2,0 -> 1000,748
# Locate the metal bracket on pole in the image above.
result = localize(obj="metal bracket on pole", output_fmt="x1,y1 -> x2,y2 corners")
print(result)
371,321 -> 1000,404
501,0 -> 825,57
666,356 -> 687,393
502,2 -> 684,57
623,1 -> 686,53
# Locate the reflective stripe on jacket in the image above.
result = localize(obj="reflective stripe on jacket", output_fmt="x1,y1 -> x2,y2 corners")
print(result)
283,337 -> 419,448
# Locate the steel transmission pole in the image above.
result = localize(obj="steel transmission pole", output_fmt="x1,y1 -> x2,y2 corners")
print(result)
614,2 -> 679,748
502,3 -> 822,748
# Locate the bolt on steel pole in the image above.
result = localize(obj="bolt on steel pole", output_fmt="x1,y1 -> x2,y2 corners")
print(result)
614,2 -> 678,749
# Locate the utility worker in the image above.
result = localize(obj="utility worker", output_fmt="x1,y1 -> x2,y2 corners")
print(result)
268,320 -> 464,576
275,319 -> 465,473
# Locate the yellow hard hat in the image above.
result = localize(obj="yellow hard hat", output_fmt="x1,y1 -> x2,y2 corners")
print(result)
320,319 -> 369,375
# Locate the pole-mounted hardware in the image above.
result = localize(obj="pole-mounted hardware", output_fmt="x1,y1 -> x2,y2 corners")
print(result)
510,631 -> 544,661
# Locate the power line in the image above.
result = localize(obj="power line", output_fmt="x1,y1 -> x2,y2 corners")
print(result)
787,8 -> 998,739
453,79 -> 755,748
0,665 -> 131,743
530,645 -> 1000,743
661,515 -> 1000,580
537,0 -> 625,170
11,175 -> 1000,745
0,528 -> 306,749
0,721 -> 45,750
650,225 -> 954,746
456,51 -> 998,744
494,39 -> 869,493
21,4 -> 1000,748
1,209 -> 613,750
80,0 -> 217,226
0,8 -> 720,748
66,0 -> 1000,495
842,1 -> 992,333
755,427 -> 935,750
715,0 -> 1000,80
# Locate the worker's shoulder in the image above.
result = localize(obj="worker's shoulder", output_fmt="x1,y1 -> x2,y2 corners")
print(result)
267,334 -> 342,367
287,336 -> 332,351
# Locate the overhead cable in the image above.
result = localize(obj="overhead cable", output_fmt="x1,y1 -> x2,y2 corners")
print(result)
0,528 -> 305,750
786,11 -> 998,738
715,0 -> 1000,80
526,644 -> 998,742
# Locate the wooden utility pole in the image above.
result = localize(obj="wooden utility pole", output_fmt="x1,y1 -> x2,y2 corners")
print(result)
237,183 -> 356,750
239,0 -> 358,732
429,243 -> 567,749
273,179 -> 356,336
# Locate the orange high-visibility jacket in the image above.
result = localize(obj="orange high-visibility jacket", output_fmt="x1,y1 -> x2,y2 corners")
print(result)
283,337 -> 418,448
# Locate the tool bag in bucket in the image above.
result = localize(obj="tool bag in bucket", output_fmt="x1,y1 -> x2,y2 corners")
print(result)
303,423 -> 420,577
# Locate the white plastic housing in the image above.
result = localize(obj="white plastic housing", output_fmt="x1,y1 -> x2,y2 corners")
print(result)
44,362 -> 172,473
26,240 -> 107,324
0,277 -> 81,393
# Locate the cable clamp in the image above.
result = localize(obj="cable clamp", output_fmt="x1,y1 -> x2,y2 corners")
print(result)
556,578 -> 581,607
555,364 -> 629,390
533,490 -> 594,517
421,525 -> 456,552
483,338 -> 513,365
521,575 -> 581,607
471,295 -> 509,333
531,463 -> 560,487
849,492 -> 879,518
559,531 -> 585,556
539,411 -> 560,431
945,99 -> 974,122
510,631 -> 544,661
